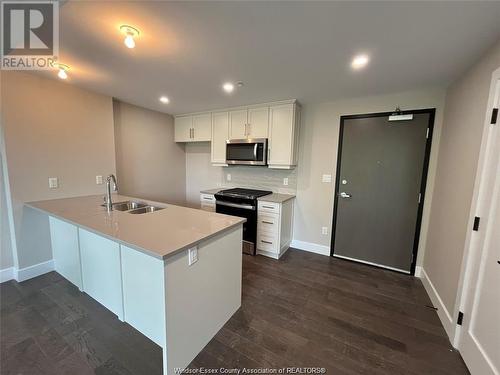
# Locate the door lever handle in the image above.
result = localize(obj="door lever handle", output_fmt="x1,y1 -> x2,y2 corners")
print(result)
339,192 -> 352,198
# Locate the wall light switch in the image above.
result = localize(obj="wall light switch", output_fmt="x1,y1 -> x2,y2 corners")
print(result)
227,173 -> 232,182
283,178 -> 289,186
188,247 -> 198,266
322,227 -> 328,235
48,177 -> 58,189
96,175 -> 103,185
322,174 -> 332,183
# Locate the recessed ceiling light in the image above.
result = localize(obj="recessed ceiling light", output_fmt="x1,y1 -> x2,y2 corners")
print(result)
54,63 -> 69,79
120,25 -> 140,49
351,54 -> 370,70
159,96 -> 169,104
223,82 -> 235,93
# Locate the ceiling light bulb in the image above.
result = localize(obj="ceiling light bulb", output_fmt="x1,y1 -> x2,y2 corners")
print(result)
120,25 -> 140,49
223,82 -> 234,93
124,34 -> 135,49
58,68 -> 68,79
54,63 -> 69,79
351,54 -> 370,70
159,96 -> 169,104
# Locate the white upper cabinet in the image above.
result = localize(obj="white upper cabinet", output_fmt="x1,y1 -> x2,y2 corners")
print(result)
247,107 -> 269,138
192,113 -> 212,141
175,100 -> 300,169
229,109 -> 248,140
229,107 -> 269,140
268,103 -> 301,169
174,113 -> 211,142
174,116 -> 192,142
211,111 -> 229,165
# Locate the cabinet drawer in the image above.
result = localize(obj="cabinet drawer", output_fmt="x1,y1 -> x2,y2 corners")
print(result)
257,233 -> 279,253
200,194 -> 215,203
258,201 -> 280,214
257,214 -> 279,234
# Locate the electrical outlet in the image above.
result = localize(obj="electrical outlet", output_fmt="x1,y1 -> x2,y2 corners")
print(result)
322,174 -> 332,183
227,173 -> 232,182
188,247 -> 198,266
283,177 -> 289,186
96,175 -> 103,185
48,177 -> 58,189
322,227 -> 328,235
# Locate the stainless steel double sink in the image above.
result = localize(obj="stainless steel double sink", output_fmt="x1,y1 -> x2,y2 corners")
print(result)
102,200 -> 165,214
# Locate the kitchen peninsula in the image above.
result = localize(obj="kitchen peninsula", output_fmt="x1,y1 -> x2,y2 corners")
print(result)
26,194 -> 245,375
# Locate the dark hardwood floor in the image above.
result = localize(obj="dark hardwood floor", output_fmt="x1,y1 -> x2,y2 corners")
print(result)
0,249 -> 469,374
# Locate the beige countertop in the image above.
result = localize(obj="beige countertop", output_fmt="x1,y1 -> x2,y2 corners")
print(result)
200,188 -> 222,195
26,194 -> 245,260
257,193 -> 296,203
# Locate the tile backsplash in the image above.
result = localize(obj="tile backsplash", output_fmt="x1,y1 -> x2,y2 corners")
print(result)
221,165 -> 297,194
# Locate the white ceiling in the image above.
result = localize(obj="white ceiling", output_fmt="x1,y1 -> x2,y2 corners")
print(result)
41,1 -> 500,115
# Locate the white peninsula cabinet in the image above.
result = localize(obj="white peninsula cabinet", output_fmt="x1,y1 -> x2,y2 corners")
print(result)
256,195 -> 295,259
175,99 -> 301,169
30,194 -> 245,375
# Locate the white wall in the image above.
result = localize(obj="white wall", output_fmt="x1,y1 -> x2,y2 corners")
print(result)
0,145 -> 14,270
424,41 -> 500,318
1,72 -> 116,269
113,100 -> 186,205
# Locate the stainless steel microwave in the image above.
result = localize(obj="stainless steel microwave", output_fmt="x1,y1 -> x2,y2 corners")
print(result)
226,138 -> 268,166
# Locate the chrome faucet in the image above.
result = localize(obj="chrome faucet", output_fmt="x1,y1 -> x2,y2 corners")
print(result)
105,174 -> 118,212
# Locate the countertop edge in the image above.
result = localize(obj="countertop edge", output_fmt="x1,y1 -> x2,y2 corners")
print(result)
25,202 -> 245,261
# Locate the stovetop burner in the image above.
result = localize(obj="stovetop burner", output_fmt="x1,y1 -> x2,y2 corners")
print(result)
216,188 -> 272,199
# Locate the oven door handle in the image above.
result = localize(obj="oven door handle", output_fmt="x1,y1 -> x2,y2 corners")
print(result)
216,201 -> 256,210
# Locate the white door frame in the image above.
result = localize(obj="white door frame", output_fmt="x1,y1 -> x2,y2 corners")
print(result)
452,67 -> 500,358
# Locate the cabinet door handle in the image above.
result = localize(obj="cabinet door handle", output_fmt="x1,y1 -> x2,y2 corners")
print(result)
192,128 -> 195,139
262,221 -> 274,224
262,205 -> 274,209
261,240 -> 273,244
247,123 -> 251,136
203,197 -> 214,201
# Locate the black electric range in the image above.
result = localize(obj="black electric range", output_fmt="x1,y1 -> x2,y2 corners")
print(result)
214,188 -> 272,255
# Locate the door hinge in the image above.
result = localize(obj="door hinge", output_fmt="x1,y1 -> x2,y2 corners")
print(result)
473,216 -> 480,231
457,311 -> 464,326
491,108 -> 498,125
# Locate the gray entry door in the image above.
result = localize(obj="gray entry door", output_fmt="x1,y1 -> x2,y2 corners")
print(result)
332,111 -> 433,273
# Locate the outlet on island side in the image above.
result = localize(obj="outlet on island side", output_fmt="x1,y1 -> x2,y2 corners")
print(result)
48,177 -> 58,189
283,177 -> 289,186
188,246 -> 198,266
96,175 -> 103,185
322,227 -> 328,235
227,173 -> 232,182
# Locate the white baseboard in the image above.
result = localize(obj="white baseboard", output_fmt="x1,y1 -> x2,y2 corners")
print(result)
420,268 -> 456,343
0,267 -> 15,283
290,240 -> 330,256
15,260 -> 55,282
414,266 -> 423,278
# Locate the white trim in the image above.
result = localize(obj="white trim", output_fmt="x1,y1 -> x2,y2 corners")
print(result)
414,266 -> 423,278
290,239 -> 330,256
0,267 -> 15,283
15,260 -> 55,282
420,268 -> 455,343
333,253 -> 411,274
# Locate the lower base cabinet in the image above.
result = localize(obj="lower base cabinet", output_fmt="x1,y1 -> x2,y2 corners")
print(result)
256,198 -> 294,259
49,217 -> 82,290
121,245 -> 165,346
79,229 -> 124,319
